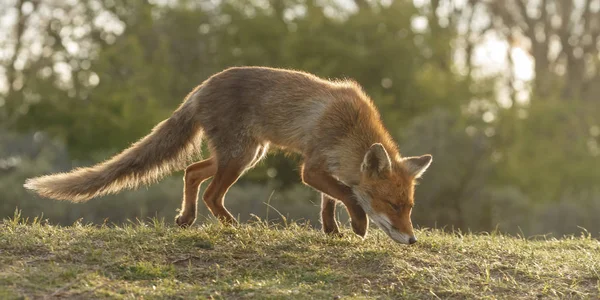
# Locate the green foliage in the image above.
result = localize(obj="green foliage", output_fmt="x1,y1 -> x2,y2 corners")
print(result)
494,99 -> 600,202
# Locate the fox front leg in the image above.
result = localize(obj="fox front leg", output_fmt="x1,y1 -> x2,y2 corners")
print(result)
302,164 -> 369,238
320,193 -> 371,237
321,193 -> 341,235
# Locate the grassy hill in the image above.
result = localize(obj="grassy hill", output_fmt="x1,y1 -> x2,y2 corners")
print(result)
0,215 -> 599,299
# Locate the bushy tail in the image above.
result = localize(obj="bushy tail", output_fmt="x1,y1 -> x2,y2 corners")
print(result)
24,99 -> 204,202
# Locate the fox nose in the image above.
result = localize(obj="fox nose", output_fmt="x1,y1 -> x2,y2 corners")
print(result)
408,236 -> 417,245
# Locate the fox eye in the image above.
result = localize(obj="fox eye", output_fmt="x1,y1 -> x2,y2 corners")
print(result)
386,202 -> 401,212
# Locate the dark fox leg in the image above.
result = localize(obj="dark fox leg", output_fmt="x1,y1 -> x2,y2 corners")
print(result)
201,145 -> 263,225
176,157 -> 217,227
302,159 -> 369,238
321,194 -> 341,235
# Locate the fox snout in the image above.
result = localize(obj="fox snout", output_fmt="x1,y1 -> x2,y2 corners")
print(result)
370,215 -> 417,245
393,231 -> 417,245
388,228 -> 417,245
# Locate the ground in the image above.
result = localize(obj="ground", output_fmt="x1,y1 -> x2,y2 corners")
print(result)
0,214 -> 599,299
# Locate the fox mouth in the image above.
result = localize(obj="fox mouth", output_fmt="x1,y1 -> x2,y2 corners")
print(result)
370,217 -> 411,245
351,188 -> 413,245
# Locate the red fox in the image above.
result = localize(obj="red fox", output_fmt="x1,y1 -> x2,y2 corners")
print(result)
24,66 -> 432,245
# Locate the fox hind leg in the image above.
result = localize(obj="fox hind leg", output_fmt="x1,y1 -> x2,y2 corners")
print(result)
176,157 -> 217,228
201,143 -> 264,225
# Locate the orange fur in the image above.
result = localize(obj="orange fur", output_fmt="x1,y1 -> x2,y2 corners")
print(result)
24,66 -> 432,244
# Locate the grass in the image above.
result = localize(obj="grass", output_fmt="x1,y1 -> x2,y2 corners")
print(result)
0,214 -> 599,299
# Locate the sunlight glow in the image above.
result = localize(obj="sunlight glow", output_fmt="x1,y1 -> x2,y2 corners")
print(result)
511,47 -> 534,81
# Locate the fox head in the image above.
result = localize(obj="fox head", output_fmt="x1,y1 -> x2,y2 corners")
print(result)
352,143 -> 432,245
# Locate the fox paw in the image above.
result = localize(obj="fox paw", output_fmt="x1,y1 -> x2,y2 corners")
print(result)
175,214 -> 196,228
323,225 -> 343,237
351,219 -> 368,238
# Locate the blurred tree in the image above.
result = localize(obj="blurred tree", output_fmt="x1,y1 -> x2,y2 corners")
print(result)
482,0 -> 600,203
488,0 -> 600,102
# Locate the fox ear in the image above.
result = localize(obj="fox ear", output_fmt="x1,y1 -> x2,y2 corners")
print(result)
402,154 -> 432,178
361,143 -> 392,177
